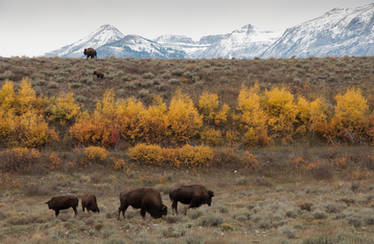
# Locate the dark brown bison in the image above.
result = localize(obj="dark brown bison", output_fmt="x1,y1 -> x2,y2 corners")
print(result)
81,194 -> 100,213
45,195 -> 78,217
118,188 -> 167,220
83,48 -> 97,59
93,70 -> 104,78
169,185 -> 214,214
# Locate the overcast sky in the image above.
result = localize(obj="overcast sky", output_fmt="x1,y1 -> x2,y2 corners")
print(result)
0,0 -> 373,57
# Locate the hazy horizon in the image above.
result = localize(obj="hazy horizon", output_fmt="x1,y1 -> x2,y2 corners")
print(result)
1,0 -> 373,57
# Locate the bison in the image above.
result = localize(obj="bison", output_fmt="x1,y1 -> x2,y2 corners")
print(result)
118,188 -> 167,220
81,194 -> 100,213
83,48 -> 97,59
93,70 -> 104,79
169,185 -> 214,214
45,195 -> 78,217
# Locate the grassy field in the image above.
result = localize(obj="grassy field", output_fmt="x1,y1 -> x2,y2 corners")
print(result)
0,56 -> 373,110
1,146 -> 374,244
0,56 -> 373,243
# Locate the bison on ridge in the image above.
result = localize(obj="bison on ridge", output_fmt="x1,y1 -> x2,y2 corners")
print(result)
83,48 -> 97,59
118,188 -> 167,220
169,185 -> 214,215
45,195 -> 78,217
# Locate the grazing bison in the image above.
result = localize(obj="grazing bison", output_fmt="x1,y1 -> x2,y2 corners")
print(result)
45,195 -> 78,217
169,185 -> 214,214
83,48 -> 97,59
93,70 -> 104,79
118,188 -> 167,220
81,194 -> 100,213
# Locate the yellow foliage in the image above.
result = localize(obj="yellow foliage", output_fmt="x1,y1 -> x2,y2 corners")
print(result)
237,83 -> 268,131
0,80 -> 16,111
214,104 -> 230,126
330,88 -> 369,140
128,143 -> 213,167
262,87 -> 297,137
113,158 -> 126,170
198,92 -> 219,121
84,146 -> 108,162
167,91 -> 203,143
200,128 -> 224,146
47,92 -> 80,124
15,111 -> 58,147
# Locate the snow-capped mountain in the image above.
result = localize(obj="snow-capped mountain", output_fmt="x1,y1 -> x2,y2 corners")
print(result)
154,35 -> 210,58
45,3 -> 374,59
199,24 -> 281,58
45,24 -> 125,58
96,35 -> 185,58
262,3 -> 374,58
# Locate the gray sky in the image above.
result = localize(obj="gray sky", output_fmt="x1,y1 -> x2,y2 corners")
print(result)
0,0 -> 373,57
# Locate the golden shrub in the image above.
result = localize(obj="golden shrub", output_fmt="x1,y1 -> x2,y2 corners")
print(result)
262,87 -> 297,138
200,128 -> 224,146
243,151 -> 259,171
167,91 -> 203,143
237,83 -> 268,132
0,80 -> 16,111
15,111 -> 59,147
330,88 -> 370,141
113,158 -> 126,170
128,143 -> 213,167
84,146 -> 108,162
214,103 -> 230,126
47,92 -> 80,124
198,92 -> 219,121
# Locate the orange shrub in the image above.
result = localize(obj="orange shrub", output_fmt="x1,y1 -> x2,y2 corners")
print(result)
330,88 -> 370,142
198,92 -> 219,121
167,91 -> 203,143
262,87 -> 297,138
84,146 -> 108,162
200,128 -> 224,146
47,92 -> 80,124
128,143 -> 213,167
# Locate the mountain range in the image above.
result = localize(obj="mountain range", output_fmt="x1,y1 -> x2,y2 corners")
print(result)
45,3 -> 374,59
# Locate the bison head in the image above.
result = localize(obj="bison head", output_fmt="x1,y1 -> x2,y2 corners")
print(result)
45,200 -> 52,209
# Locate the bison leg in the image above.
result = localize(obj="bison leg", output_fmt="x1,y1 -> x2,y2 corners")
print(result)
55,210 -> 59,216
82,204 -> 85,212
72,206 -> 78,216
172,200 -> 178,215
118,203 -> 128,220
140,208 -> 146,219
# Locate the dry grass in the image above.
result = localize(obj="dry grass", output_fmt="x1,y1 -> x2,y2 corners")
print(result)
0,146 -> 373,243
0,56 -> 373,111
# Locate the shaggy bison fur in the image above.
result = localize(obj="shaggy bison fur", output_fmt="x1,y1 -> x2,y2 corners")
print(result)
83,48 -> 97,59
169,185 -> 214,214
45,195 -> 78,217
93,70 -> 104,78
118,188 -> 167,220
81,194 -> 100,213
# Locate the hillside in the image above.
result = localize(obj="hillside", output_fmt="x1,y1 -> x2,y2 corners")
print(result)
0,56 -> 373,109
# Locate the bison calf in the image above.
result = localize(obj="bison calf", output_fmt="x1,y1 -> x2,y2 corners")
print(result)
118,188 -> 167,220
45,195 -> 78,217
81,194 -> 100,213
169,185 -> 214,215
84,48 -> 97,59
93,70 -> 104,78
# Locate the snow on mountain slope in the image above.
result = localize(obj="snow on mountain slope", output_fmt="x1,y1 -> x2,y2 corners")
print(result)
262,3 -> 374,58
45,24 -> 125,58
97,35 -> 185,58
200,24 -> 281,58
